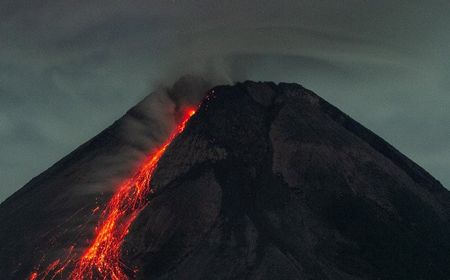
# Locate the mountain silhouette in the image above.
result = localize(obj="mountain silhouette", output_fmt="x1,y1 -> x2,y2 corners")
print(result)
1,81 -> 449,280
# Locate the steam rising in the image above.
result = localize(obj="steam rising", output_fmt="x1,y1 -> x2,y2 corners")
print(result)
68,75 -> 211,196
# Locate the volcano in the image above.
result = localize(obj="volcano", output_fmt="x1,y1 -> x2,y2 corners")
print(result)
1,81 -> 449,280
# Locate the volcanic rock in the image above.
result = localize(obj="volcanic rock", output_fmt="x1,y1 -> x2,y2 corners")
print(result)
1,81 -> 450,280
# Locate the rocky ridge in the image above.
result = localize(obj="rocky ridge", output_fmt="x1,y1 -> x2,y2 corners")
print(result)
1,81 -> 449,280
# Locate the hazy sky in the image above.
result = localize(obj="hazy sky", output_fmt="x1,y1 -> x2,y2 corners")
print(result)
1,0 -> 449,202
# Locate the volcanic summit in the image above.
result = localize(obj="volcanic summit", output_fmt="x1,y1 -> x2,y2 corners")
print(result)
1,81 -> 449,280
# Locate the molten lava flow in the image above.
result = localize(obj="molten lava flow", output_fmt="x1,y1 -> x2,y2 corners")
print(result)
30,108 -> 196,280
71,108 -> 196,280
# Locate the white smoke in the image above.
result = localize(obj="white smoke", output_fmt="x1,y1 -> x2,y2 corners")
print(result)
65,75 -> 212,197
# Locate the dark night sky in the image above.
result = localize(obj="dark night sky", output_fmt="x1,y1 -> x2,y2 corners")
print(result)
1,0 -> 449,202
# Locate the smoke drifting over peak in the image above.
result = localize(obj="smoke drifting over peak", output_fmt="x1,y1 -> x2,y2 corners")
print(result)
48,76 -> 211,199
1,0 -> 450,201
121,75 -> 210,150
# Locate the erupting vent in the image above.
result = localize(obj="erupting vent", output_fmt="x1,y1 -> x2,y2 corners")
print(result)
29,108 -> 197,280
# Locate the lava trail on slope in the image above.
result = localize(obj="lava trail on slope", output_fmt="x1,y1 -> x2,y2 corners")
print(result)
29,108 -> 197,280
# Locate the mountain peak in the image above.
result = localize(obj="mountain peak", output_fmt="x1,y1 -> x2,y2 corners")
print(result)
1,81 -> 449,279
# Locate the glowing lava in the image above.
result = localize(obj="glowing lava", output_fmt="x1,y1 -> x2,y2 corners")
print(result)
30,108 -> 196,280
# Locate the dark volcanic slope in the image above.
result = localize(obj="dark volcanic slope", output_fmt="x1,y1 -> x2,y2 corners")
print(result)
1,81 -> 450,280
123,82 -> 450,280
0,77 -> 207,279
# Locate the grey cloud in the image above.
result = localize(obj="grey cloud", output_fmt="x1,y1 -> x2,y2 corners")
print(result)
0,0 -> 449,202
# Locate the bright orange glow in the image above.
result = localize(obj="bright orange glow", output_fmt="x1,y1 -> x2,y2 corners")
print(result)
28,272 -> 38,280
29,108 -> 197,280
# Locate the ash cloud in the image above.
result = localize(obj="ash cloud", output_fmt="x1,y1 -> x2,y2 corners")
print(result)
1,0 -> 450,201
119,75 -> 211,153
68,75 -> 212,196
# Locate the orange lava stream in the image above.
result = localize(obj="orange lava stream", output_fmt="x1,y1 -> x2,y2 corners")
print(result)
29,108 -> 196,280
